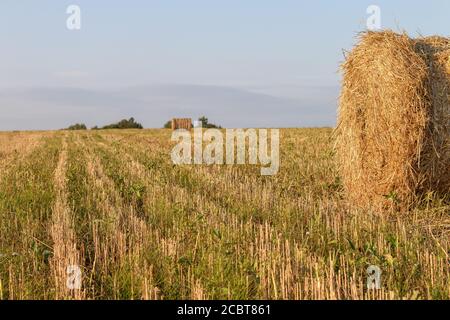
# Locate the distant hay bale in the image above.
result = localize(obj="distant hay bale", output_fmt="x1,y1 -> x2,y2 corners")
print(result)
171,118 -> 192,130
336,31 -> 450,210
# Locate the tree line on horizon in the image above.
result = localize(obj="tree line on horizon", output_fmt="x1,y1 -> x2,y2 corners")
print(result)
65,117 -> 143,130
66,116 -> 221,130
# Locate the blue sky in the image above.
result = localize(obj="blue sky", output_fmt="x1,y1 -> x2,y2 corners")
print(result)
1,1 -> 449,129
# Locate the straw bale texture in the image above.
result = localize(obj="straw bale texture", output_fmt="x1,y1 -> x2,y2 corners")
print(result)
336,31 -> 450,210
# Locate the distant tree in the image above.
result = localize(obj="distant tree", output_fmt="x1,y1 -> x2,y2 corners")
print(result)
91,126 -> 99,130
163,120 -> 172,129
66,123 -> 87,130
101,117 -> 143,129
198,116 -> 209,128
198,116 -> 221,129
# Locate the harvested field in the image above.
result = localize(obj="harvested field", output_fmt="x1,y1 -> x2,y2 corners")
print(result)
0,129 -> 448,300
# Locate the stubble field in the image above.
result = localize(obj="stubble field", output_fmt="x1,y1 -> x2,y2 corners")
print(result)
0,129 -> 448,300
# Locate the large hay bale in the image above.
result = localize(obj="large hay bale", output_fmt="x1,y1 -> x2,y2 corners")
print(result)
336,31 -> 450,210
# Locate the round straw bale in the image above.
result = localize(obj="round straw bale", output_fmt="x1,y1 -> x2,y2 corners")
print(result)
336,31 -> 450,210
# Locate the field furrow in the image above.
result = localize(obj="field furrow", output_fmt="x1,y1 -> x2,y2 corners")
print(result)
49,136 -> 85,299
